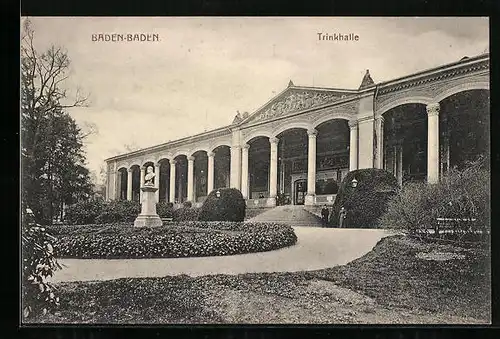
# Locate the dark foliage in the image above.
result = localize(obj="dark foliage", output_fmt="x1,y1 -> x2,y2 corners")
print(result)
22,207 -> 61,319
329,169 -> 399,228
95,200 -> 141,224
64,197 -> 105,225
47,221 -> 297,259
198,188 -> 246,222
173,207 -> 201,221
380,156 -> 490,244
156,202 -> 174,218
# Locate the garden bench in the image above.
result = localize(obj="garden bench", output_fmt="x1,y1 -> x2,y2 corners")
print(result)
161,217 -> 173,222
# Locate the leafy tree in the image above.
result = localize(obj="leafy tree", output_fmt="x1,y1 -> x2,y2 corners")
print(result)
22,207 -> 61,319
21,18 -> 92,224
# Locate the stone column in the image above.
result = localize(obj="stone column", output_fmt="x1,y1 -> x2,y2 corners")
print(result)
376,116 -> 384,169
305,128 -> 317,206
230,146 -> 242,190
349,121 -> 358,171
268,137 -> 279,206
397,145 -> 403,186
165,166 -> 170,203
127,168 -> 133,201
427,103 -> 440,184
187,156 -> 195,202
169,160 -> 176,203
241,144 -> 250,199
154,164 -> 160,203
139,166 -> 146,201
116,170 -> 122,200
207,152 -> 214,194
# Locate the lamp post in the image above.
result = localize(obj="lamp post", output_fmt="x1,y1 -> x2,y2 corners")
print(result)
216,190 -> 221,198
351,178 -> 358,188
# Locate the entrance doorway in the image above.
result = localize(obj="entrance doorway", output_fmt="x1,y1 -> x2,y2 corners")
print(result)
294,179 -> 307,205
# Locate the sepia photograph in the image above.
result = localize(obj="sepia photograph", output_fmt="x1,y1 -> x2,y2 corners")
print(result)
20,17 -> 490,324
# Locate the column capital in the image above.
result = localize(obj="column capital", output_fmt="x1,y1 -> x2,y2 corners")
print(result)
348,120 -> 359,129
188,156 -> 195,162
127,168 -> 133,173
242,143 -> 250,150
154,164 -> 160,169
208,151 -> 215,158
170,160 -> 177,166
376,115 -> 385,123
426,103 -> 440,117
307,128 -> 317,137
140,166 -> 146,172
269,137 -> 279,145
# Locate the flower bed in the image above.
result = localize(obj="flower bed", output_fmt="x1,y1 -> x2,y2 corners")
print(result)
46,222 -> 297,259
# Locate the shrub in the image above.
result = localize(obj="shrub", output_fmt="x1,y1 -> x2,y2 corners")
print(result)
199,188 -> 246,222
173,207 -> 201,221
95,200 -> 141,224
380,157 -> 490,242
22,207 -> 61,319
183,201 -> 193,208
329,169 -> 399,228
64,198 -> 105,225
156,202 -> 174,218
48,221 -> 297,259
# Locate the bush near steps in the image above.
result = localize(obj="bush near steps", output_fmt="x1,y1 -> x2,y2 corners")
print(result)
46,221 -> 297,259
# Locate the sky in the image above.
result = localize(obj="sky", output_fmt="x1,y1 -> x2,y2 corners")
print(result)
23,17 -> 489,183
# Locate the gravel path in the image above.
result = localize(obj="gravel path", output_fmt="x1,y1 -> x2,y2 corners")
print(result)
50,227 -> 394,283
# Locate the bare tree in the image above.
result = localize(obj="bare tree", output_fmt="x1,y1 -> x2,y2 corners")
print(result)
21,18 -> 92,223
21,18 -> 89,161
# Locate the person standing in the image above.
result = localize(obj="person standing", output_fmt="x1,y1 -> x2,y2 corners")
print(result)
321,205 -> 329,226
339,207 -> 347,228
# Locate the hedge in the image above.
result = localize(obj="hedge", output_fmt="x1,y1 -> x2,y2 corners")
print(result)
64,198 -> 105,225
199,188 -> 246,222
380,157 -> 490,243
173,207 -> 201,221
329,169 -> 399,228
47,221 -> 297,259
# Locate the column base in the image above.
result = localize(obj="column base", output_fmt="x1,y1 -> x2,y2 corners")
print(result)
304,194 -> 316,206
266,197 -> 277,207
134,215 -> 163,227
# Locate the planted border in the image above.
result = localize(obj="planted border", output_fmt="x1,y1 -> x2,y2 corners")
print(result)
47,222 -> 297,259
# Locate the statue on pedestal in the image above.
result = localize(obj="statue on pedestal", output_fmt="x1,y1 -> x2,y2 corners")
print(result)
134,166 -> 162,227
144,166 -> 155,186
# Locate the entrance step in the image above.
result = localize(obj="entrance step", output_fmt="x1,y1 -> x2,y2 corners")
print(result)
245,205 -> 325,227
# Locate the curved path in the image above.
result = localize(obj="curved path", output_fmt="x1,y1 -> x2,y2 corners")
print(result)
50,227 -> 394,283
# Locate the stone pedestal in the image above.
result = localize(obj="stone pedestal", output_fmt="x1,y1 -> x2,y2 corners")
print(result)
134,186 -> 162,227
304,194 -> 316,206
266,197 -> 277,207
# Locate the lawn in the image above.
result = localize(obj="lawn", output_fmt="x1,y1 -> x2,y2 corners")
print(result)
27,235 -> 490,324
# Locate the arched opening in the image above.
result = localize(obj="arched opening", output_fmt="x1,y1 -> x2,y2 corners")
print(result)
439,89 -> 489,173
173,155 -> 188,204
193,150 -> 208,203
314,119 -> 350,204
248,137 -> 270,199
158,158 -> 170,203
130,165 -> 141,202
275,128 -> 308,205
117,168 -> 128,200
383,103 -> 428,185
213,145 -> 230,190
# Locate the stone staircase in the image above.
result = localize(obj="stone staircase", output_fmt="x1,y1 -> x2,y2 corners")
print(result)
245,205 -> 325,227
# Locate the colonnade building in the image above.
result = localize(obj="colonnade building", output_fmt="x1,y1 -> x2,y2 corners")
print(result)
104,53 -> 490,207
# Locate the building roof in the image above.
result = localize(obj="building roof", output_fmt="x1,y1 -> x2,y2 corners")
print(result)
105,52 -> 489,162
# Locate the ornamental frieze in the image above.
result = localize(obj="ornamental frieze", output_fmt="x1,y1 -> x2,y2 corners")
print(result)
250,90 -> 348,123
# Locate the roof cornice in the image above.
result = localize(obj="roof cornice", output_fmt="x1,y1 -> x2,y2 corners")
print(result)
377,53 -> 489,94
105,125 -> 232,162
105,53 -> 489,163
